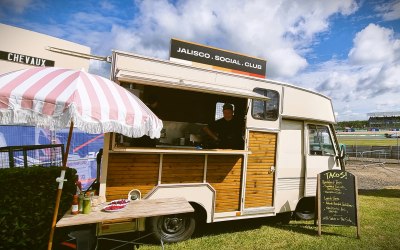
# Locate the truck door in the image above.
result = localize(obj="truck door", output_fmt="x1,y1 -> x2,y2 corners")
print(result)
244,130 -> 276,210
304,124 -> 340,196
243,88 -> 280,212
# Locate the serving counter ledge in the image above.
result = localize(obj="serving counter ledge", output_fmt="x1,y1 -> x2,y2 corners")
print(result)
56,197 -> 194,228
112,146 -> 251,155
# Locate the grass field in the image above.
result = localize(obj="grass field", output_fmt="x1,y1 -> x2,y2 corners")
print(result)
336,132 -> 400,146
338,138 -> 400,146
102,189 -> 400,250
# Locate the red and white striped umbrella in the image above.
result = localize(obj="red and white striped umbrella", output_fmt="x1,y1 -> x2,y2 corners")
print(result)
0,67 -> 163,138
0,67 -> 163,249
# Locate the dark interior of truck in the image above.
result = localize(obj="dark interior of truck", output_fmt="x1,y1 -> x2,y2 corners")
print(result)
139,84 -> 247,124
117,82 -> 248,149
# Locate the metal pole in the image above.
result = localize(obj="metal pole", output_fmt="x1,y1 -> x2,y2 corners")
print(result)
355,132 -> 358,160
397,132 -> 399,164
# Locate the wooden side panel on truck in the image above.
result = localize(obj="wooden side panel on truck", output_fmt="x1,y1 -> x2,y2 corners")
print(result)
106,151 -> 244,214
245,131 -> 276,208
207,155 -> 243,212
162,155 -> 204,183
106,153 -> 159,200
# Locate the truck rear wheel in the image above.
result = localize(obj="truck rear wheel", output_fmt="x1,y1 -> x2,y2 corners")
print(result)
149,213 -> 195,243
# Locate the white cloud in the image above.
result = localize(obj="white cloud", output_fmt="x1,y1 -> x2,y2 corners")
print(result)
0,0 -> 33,13
83,0 -> 358,78
12,0 -> 400,122
290,24 -> 400,121
375,0 -> 400,21
348,24 -> 400,65
41,0 -> 400,122
100,0 -> 116,11
5,0 -> 358,79
89,59 -> 111,78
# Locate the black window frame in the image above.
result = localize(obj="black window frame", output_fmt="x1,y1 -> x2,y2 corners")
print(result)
308,124 -> 335,156
251,88 -> 280,121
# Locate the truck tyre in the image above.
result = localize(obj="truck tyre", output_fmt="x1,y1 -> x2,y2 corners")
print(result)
149,213 -> 196,243
295,211 -> 315,220
295,197 -> 315,220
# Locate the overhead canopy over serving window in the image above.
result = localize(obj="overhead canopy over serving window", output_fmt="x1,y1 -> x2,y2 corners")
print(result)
116,69 -> 270,101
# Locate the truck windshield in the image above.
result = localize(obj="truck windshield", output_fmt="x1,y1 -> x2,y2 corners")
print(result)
308,125 -> 335,156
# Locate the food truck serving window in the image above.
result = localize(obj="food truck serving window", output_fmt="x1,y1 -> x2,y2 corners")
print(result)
251,88 -> 279,121
115,82 -> 248,150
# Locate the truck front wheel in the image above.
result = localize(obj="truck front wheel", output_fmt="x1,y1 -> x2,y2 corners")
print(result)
295,210 -> 315,220
295,197 -> 315,220
149,213 -> 195,243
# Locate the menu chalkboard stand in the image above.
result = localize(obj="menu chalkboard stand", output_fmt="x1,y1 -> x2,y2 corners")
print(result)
317,170 -> 360,238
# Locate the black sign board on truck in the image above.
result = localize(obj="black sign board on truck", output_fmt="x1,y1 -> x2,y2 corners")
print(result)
0,50 -> 55,67
317,170 -> 360,238
170,39 -> 266,78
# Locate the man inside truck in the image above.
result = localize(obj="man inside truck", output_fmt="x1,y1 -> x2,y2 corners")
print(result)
203,103 -> 244,149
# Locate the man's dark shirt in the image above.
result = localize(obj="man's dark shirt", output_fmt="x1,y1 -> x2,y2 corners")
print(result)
209,116 -> 244,149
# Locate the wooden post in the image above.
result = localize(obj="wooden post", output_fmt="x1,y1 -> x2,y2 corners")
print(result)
48,121 -> 74,250
355,177 -> 361,238
317,174 -> 322,236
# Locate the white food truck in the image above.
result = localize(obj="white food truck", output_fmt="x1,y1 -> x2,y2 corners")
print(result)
98,46 -> 344,242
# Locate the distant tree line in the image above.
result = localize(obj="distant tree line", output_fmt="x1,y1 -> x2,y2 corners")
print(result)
335,120 -> 369,130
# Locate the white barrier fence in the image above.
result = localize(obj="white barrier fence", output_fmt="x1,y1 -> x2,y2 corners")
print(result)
347,150 -> 390,167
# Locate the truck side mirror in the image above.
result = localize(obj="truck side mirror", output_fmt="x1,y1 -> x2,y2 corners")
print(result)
338,144 -> 346,158
340,148 -> 345,158
338,144 -> 347,169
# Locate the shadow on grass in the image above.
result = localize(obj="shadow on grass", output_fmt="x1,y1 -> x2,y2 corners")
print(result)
195,218 -> 360,240
95,231 -> 156,250
94,217 -> 354,249
194,217 -> 271,237
94,219 -> 273,250
193,217 -> 322,238
358,188 -> 400,198
273,222 -> 358,238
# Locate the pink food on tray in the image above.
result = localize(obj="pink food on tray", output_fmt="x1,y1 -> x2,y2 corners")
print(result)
109,199 -> 130,205
103,204 -> 126,212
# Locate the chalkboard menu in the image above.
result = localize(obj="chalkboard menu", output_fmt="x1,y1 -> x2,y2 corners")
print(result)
317,170 -> 360,237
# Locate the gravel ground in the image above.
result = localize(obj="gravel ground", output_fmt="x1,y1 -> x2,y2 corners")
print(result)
346,160 -> 400,190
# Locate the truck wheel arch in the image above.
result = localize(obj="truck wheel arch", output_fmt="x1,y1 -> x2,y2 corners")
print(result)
146,184 -> 216,223
295,196 -> 315,220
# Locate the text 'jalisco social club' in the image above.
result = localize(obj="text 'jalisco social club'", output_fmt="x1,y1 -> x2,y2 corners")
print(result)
176,47 -> 263,69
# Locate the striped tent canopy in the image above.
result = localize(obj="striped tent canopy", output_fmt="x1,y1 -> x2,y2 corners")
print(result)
0,67 -> 163,138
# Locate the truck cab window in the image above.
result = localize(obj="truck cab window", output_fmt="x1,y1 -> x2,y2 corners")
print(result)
252,88 -> 279,121
308,125 -> 335,156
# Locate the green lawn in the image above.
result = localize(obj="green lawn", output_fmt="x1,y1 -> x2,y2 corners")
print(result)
132,189 -> 400,250
338,138 -> 400,146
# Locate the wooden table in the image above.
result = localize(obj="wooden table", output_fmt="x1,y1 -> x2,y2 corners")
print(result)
56,197 -> 194,227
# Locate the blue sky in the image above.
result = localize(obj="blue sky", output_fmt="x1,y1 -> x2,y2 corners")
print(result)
0,0 -> 399,121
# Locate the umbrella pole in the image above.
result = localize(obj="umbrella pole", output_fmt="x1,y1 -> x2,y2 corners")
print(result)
48,121 -> 74,250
